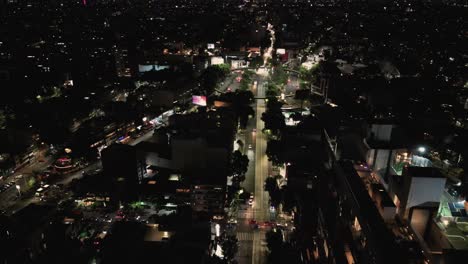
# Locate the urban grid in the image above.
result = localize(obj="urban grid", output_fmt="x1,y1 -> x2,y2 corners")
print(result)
0,0 -> 467,264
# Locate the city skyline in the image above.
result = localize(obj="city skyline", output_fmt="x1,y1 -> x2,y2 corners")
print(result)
0,1 -> 467,263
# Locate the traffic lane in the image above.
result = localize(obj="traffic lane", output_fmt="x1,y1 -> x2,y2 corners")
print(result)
227,75 -> 241,92
252,74 -> 269,264
220,72 -> 241,93
235,204 -> 255,264
0,152 -> 53,186
129,129 -> 154,146
244,121 -> 257,191
0,173 -> 35,210
56,162 -> 102,186
233,73 -> 266,264
254,84 -> 269,222
255,130 -> 270,222
252,229 -> 267,264
237,240 -> 253,264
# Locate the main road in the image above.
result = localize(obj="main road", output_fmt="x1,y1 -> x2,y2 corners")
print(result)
236,22 -> 276,264
234,68 -> 272,264
252,69 -> 271,264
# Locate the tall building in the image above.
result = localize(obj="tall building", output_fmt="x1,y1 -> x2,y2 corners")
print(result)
329,161 -> 425,264
114,48 -> 133,78
101,144 -> 145,204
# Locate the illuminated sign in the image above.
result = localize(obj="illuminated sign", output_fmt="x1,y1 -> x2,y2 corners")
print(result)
276,48 -> 286,55
192,95 -> 207,106
138,65 -> 170,73
207,43 -> 215,49
214,101 -> 231,108
211,56 -> 224,65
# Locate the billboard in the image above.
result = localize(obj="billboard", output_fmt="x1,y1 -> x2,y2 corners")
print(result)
207,43 -> 215,49
192,95 -> 207,106
211,56 -> 224,65
276,48 -> 286,55
138,64 -> 170,73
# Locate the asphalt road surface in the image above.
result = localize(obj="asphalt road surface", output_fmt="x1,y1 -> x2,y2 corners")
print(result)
234,69 -> 272,264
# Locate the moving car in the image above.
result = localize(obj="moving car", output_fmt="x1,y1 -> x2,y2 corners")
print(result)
248,195 -> 254,206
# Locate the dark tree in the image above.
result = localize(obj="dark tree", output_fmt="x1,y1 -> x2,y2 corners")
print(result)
199,64 -> 230,95
261,109 -> 285,137
266,140 -> 286,166
299,65 -> 319,86
30,99 -> 73,145
249,56 -> 264,69
104,101 -> 137,123
69,125 -> 99,161
0,128 -> 32,156
236,139 -> 244,149
265,83 -> 280,98
271,66 -> 288,86
220,233 -> 238,263
218,90 -> 254,129
265,229 -> 302,264
280,185 -> 296,213
264,176 -> 281,207
239,105 -> 255,129
265,228 -> 283,252
230,150 -> 249,183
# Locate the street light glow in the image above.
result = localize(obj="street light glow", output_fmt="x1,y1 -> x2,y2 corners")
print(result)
215,224 -> 220,237
417,146 -> 426,153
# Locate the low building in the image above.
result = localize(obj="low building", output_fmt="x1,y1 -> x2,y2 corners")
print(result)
2,204 -> 56,263
390,167 -> 446,219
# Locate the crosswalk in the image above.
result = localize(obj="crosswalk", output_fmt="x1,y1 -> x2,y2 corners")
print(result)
238,210 -> 254,219
237,232 -> 254,241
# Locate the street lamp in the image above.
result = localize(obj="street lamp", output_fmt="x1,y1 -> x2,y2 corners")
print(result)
417,146 -> 426,154
15,185 -> 21,197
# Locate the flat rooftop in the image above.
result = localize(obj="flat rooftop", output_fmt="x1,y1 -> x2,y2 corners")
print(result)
144,224 -> 174,242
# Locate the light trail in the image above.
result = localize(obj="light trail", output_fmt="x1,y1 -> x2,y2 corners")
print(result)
263,23 -> 275,66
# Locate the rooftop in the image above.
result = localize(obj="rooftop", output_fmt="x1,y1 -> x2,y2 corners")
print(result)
406,166 -> 445,179
144,224 -> 174,242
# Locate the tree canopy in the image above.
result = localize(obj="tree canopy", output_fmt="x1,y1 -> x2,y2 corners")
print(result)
230,150 -> 249,184
262,98 -> 285,137
199,64 -> 230,95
